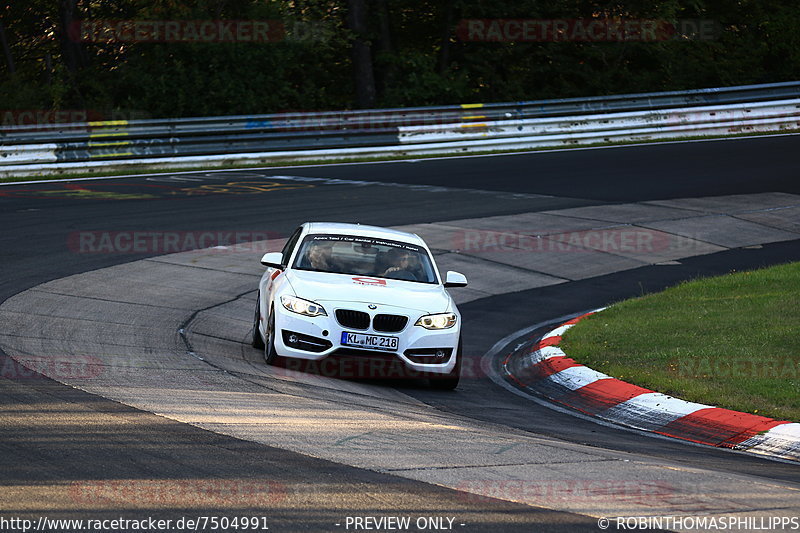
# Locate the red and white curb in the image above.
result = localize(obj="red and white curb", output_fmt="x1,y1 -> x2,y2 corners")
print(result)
503,309 -> 800,462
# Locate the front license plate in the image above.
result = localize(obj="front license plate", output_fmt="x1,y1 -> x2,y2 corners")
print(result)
341,331 -> 399,351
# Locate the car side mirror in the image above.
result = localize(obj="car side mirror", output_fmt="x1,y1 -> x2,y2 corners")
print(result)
443,271 -> 468,288
260,252 -> 284,269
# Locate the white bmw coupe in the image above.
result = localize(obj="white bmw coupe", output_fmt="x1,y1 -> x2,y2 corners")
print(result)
252,222 -> 468,389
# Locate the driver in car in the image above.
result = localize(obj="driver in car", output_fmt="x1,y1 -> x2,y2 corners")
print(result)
377,248 -> 418,279
306,241 -> 339,272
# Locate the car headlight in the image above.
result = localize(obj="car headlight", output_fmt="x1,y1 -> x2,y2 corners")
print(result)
280,295 -> 327,317
415,313 -> 457,330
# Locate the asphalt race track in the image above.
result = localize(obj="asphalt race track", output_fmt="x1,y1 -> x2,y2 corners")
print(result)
1,135 -> 799,532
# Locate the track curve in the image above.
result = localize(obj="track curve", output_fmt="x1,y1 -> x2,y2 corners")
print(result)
2,137 -> 799,529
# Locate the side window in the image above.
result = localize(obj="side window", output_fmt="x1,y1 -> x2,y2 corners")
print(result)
281,227 -> 303,266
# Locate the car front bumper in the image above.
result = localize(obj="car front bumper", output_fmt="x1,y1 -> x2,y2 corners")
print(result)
273,301 -> 460,375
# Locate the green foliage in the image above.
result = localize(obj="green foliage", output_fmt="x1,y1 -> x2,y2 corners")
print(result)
1,0 -> 799,117
561,262 -> 800,421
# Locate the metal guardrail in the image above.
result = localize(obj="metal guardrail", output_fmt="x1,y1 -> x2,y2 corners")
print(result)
1,81 -> 799,176
397,99 -> 800,143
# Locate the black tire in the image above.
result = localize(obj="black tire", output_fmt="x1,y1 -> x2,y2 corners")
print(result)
429,339 -> 461,390
251,293 -> 265,349
263,307 -> 279,365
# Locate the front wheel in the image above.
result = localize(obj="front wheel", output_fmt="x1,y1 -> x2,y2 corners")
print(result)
251,292 -> 265,349
263,307 -> 279,365
429,339 -> 461,390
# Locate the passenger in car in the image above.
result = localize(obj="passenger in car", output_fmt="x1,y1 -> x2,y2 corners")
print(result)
306,241 -> 338,272
404,253 -> 423,279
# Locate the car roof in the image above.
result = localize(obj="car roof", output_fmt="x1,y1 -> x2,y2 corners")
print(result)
304,222 -> 426,247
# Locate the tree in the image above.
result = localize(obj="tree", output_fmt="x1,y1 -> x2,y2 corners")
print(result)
0,20 -> 14,73
57,0 -> 88,73
345,0 -> 376,108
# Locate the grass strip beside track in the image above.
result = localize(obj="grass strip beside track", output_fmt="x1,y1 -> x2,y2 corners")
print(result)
560,262 -> 800,422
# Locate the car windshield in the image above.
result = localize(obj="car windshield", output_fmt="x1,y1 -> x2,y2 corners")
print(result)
293,234 -> 438,284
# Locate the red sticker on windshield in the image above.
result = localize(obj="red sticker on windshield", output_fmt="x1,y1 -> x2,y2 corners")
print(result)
352,277 -> 386,286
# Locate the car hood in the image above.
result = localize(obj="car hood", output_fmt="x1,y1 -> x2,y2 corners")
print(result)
285,269 -> 452,313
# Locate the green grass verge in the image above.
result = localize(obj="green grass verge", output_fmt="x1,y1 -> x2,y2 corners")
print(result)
1,128 -> 798,184
560,262 -> 800,422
